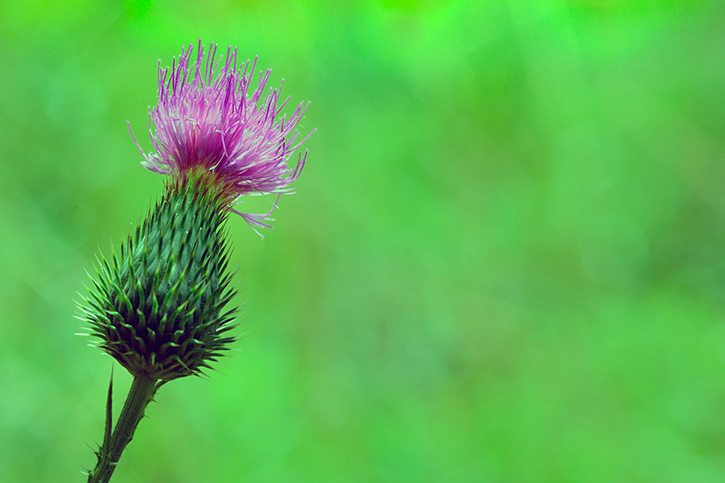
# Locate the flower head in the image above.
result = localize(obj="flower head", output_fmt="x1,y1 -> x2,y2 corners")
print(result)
131,39 -> 313,229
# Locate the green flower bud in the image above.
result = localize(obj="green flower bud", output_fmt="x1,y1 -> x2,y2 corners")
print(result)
79,173 -> 237,381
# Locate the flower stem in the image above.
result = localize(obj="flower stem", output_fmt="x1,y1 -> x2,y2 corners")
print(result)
87,374 -> 159,483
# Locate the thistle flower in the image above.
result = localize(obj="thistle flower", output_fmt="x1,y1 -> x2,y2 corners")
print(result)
79,41 -> 312,483
132,39 -> 313,229
81,39 -> 311,382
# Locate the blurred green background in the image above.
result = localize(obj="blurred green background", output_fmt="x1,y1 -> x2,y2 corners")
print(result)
1,0 -> 724,481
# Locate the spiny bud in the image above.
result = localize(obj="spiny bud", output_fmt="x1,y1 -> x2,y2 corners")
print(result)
80,173 -> 237,381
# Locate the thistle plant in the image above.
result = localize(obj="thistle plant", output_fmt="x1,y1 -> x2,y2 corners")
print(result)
78,40 -> 312,483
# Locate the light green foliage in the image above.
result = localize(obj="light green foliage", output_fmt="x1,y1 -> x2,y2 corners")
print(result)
0,1 -> 723,481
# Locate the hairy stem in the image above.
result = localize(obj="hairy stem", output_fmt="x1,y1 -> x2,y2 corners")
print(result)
87,374 -> 159,483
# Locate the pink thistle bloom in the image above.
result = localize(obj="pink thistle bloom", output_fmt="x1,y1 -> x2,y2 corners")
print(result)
131,40 -> 313,230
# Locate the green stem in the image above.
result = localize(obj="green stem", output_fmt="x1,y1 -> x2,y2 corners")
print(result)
88,374 -> 159,483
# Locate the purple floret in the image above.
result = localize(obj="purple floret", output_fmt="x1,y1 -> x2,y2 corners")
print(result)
131,39 -> 313,229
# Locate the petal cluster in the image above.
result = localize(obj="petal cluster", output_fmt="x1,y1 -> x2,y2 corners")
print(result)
132,40 -> 312,228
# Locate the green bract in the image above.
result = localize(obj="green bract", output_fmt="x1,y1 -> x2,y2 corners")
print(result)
80,173 -> 237,381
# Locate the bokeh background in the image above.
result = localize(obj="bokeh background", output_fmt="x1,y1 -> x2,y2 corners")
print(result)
1,0 -> 724,481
